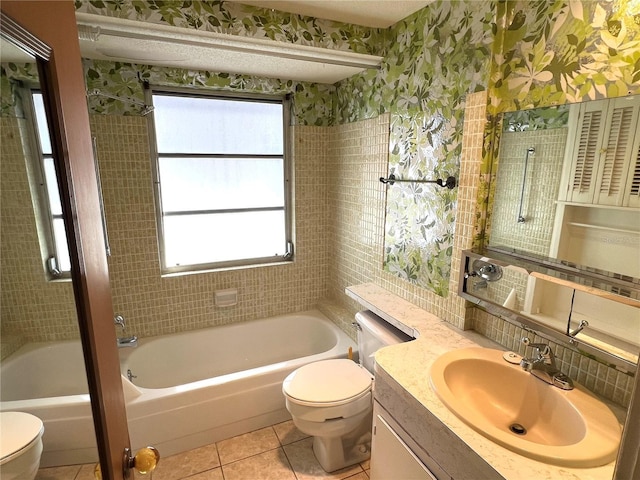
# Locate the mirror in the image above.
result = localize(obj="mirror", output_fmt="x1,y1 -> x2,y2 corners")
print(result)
488,95 -> 640,279
474,98 -> 640,368
0,19 -> 96,468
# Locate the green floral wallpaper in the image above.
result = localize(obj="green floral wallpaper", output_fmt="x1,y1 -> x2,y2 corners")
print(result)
490,0 -> 640,114
503,104 -> 570,132
0,63 -> 38,117
84,60 -> 336,126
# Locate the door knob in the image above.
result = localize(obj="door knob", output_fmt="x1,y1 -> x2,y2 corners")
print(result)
133,446 -> 160,475
94,446 -> 160,479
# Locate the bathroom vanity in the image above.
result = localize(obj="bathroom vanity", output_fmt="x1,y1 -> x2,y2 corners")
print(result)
346,283 -> 626,480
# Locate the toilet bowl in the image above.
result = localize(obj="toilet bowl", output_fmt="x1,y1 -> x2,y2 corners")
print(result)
0,412 -> 44,480
282,311 -> 413,472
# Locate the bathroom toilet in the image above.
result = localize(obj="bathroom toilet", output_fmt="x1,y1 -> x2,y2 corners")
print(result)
0,412 -> 44,480
283,310 -> 412,472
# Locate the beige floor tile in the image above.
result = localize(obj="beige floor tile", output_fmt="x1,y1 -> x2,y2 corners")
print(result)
222,448 -> 296,480
343,473 -> 369,480
35,465 -> 81,480
283,438 -> 364,480
273,420 -> 309,445
75,463 -> 100,480
149,443 -> 220,480
186,467 -> 225,480
217,427 -> 280,465
359,459 -> 370,471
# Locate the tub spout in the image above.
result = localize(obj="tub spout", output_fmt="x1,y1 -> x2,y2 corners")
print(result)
114,314 -> 137,347
117,335 -> 138,348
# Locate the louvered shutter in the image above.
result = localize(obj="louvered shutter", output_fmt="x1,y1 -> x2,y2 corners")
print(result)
624,130 -> 640,208
594,96 -> 640,206
566,100 -> 607,203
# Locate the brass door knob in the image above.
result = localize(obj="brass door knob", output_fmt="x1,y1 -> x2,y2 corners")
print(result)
93,446 -> 160,479
134,446 -> 160,475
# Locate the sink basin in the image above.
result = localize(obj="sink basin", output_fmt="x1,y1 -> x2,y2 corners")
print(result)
429,347 -> 621,467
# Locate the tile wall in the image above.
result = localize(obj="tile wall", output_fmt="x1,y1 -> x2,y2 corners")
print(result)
1,93 -> 634,407
0,117 -> 78,358
94,115 -> 331,338
490,128 -> 568,255
324,92 -> 489,333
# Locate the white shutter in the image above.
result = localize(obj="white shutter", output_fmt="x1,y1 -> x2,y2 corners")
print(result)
624,130 -> 640,208
594,96 -> 640,206
566,100 -> 607,203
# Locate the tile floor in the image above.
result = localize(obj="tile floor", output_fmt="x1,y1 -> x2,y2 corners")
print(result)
35,420 -> 371,480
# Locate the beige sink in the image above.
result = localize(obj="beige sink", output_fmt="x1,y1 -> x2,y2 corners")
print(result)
429,347 -> 621,467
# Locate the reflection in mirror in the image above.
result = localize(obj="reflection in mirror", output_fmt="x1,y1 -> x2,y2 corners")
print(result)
489,96 -> 640,281
0,31 -> 96,467
484,96 -> 640,369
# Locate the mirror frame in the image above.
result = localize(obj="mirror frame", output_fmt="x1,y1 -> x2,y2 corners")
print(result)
1,7 -> 130,478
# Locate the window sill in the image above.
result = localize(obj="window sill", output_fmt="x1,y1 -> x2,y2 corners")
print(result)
160,258 -> 294,278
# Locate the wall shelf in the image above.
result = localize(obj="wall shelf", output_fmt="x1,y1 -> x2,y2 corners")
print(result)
75,13 -> 383,84
566,222 -> 640,236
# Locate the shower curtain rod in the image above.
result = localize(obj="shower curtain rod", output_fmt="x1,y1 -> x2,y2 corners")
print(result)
379,174 -> 457,190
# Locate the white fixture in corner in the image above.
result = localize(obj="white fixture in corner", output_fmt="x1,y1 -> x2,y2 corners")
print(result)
75,13 -> 383,84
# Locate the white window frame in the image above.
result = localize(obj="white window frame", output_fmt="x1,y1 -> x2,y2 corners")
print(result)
146,86 -> 294,274
22,86 -> 70,280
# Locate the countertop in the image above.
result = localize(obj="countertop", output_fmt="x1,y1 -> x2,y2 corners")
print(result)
346,282 -> 623,480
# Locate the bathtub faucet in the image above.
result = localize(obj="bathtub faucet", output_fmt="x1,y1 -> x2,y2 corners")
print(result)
114,314 -> 138,348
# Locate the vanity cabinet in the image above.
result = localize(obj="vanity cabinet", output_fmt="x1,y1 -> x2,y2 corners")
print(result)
370,401 -> 442,480
560,95 -> 640,208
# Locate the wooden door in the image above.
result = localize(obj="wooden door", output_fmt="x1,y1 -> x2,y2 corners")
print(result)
0,3 -> 130,479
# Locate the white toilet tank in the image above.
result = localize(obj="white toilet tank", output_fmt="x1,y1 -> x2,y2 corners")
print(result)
356,310 -> 413,373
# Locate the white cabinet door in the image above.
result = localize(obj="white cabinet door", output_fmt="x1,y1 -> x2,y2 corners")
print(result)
563,95 -> 640,207
593,95 -> 640,206
370,412 -> 437,480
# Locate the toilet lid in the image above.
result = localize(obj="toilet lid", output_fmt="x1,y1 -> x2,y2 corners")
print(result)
0,412 -> 44,463
283,359 -> 372,405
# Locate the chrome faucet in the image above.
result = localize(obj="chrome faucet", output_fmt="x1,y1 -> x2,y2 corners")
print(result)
114,314 -> 138,348
520,338 -> 573,390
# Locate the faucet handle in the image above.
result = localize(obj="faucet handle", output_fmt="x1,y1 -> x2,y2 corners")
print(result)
521,337 -> 552,358
114,314 -> 126,329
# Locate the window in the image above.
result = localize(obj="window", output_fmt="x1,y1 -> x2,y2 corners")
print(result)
148,89 -> 293,273
28,90 -> 71,278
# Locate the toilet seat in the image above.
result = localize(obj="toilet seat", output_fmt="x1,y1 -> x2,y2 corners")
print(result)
283,359 -> 373,407
0,412 -> 44,465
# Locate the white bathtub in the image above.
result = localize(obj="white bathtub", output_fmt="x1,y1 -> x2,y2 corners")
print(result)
0,310 -> 356,467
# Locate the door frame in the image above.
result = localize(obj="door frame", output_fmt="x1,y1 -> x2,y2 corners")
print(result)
0,3 -> 130,479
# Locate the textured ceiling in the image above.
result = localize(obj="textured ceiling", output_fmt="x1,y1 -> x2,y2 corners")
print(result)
227,0 -> 432,28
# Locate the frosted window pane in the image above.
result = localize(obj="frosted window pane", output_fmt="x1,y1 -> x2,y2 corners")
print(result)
53,219 -> 71,272
32,93 -> 51,155
154,95 -> 283,155
163,211 -> 285,267
44,157 -> 62,215
159,157 -> 284,212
